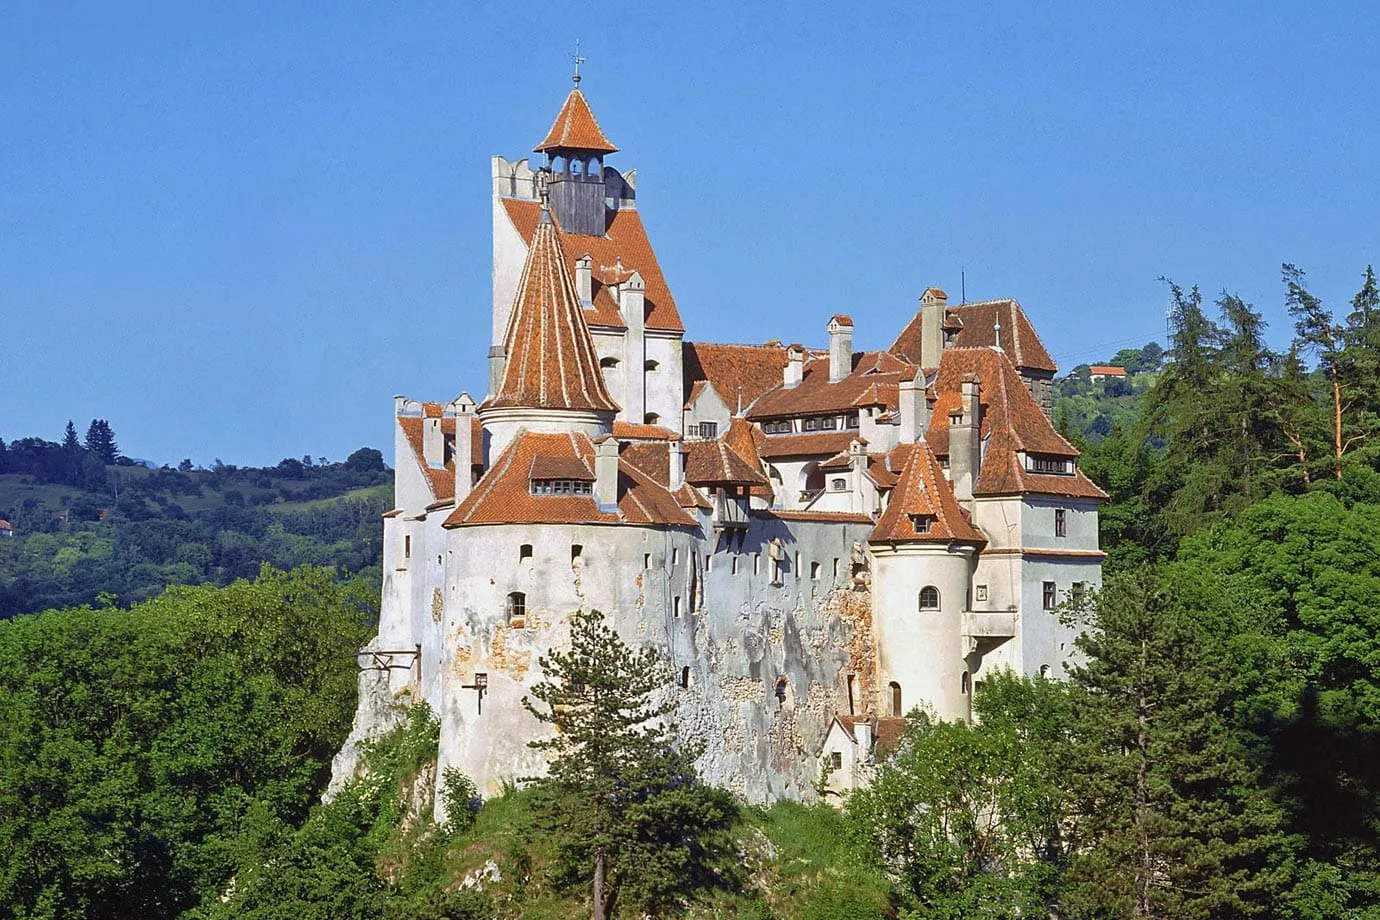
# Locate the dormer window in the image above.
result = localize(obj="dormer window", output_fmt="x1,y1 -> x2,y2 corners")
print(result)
802,417 -> 837,432
1029,455 -> 1073,475
763,420 -> 792,435
531,479 -> 594,496
698,421 -> 718,439
830,477 -> 848,492
846,414 -> 860,429
909,514 -> 934,534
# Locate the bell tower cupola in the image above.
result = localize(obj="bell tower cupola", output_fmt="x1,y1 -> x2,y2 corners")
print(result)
533,69 -> 618,237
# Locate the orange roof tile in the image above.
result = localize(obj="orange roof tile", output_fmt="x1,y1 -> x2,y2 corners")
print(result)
612,421 -> 681,441
758,431 -> 858,460
760,509 -> 875,524
889,299 -> 1057,374
445,431 -> 696,528
925,348 -> 1106,500
534,87 -> 618,154
870,443 -> 986,545
483,208 -> 618,414
830,313 -> 854,327
501,199 -> 683,334
683,342 -> 795,414
397,415 -> 483,503
1089,365 -> 1127,376
683,439 -> 771,486
748,350 -> 915,419
722,417 -> 775,500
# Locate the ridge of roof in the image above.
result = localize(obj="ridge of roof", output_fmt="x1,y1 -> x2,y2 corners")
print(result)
533,87 -> 618,154
482,210 -> 619,414
887,299 -> 1057,374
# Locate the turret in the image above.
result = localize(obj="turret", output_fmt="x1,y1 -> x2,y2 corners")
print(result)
533,76 -> 618,237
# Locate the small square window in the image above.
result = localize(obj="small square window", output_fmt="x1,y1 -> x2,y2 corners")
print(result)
831,477 -> 847,491
1043,581 -> 1057,610
975,584 -> 988,602
829,751 -> 842,770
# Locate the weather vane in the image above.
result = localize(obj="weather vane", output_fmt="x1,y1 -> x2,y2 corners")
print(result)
572,38 -> 585,85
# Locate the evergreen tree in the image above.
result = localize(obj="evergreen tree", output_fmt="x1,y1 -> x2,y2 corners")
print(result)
522,609 -> 735,919
1062,574 -> 1286,919
83,419 -> 119,465
61,420 -> 83,486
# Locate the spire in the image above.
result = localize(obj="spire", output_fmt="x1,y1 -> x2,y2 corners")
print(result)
534,87 -> 618,154
483,205 -> 618,414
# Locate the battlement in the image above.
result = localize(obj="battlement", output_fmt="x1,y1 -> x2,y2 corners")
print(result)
491,155 -> 637,212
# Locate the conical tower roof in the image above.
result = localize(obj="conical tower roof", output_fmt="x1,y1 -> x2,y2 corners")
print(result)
483,209 -> 619,414
534,87 -> 618,154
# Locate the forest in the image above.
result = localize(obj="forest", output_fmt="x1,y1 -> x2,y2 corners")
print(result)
0,424 -> 390,616
1,265 -> 1378,918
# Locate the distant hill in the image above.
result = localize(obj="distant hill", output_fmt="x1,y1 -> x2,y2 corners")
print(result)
0,432 -> 392,617
1055,342 -> 1164,442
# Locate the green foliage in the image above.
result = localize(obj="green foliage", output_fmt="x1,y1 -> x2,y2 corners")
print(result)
441,767 -> 480,833
523,608 -> 738,917
0,565 -> 375,919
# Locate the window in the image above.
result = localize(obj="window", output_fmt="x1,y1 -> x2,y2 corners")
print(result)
404,535 -> 411,559
698,421 -> 718,439
754,553 -> 761,575
599,355 -> 620,368
1030,455 -> 1072,475
680,666 -> 692,689
731,555 -> 739,575
794,551 -> 801,576
645,359 -> 659,371
519,543 -> 533,562
829,751 -> 842,770
531,479 -> 593,495
889,681 -> 903,717
1072,581 -> 1087,604
671,548 -> 679,565
961,672 -> 971,694
673,596 -> 681,618
802,416 -> 838,432
975,584 -> 988,602
1039,664 -> 1052,679
506,591 -> 526,625
833,558 -> 840,578
644,553 -> 651,570
919,586 -> 940,611
830,477 -> 847,491
810,561 -> 821,580
644,412 -> 661,425
775,677 -> 788,705
910,514 -> 933,534
846,674 -> 856,714
571,544 -> 583,563
763,420 -> 792,435
846,414 -> 860,429
1043,581 -> 1057,609
1055,508 -> 1067,537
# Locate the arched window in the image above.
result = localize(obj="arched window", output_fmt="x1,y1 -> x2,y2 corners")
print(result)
505,591 -> 525,625
1039,664 -> 1051,679
889,681 -> 903,717
644,412 -> 661,425
600,356 -> 620,368
919,586 -> 940,611
519,543 -> 533,562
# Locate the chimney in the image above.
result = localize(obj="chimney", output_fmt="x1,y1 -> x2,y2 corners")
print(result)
575,253 -> 593,304
669,440 -> 685,490
423,415 -> 445,468
855,719 -> 873,759
451,394 -> 477,502
920,287 -> 947,372
621,269 -> 647,423
487,345 -> 506,399
898,375 -> 922,444
828,315 -> 854,382
949,374 -> 981,503
848,438 -> 868,513
784,344 -> 805,389
595,436 -> 620,512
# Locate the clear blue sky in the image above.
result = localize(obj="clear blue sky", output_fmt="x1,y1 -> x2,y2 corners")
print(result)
3,2 -> 1377,466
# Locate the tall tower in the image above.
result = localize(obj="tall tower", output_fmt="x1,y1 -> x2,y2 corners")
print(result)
532,76 -> 618,236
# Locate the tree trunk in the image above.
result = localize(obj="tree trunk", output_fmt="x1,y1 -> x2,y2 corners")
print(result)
1136,637 -> 1153,919
1332,368 -> 1345,479
592,848 -> 607,920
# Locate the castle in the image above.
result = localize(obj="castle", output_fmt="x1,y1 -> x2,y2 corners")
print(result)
333,78 -> 1106,806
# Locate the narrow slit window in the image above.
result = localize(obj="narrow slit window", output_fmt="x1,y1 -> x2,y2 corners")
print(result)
673,596 -> 682,618
571,544 -> 583,563
519,543 -> 533,562
680,666 -> 691,689
404,535 -> 411,559
889,681 -> 902,718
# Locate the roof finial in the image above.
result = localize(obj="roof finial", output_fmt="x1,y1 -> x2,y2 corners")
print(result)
572,39 -> 585,86
993,316 -> 1003,351
536,169 -> 551,212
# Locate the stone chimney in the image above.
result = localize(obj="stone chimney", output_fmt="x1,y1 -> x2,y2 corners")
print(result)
423,415 -> 445,468
848,438 -> 868,513
828,315 -> 854,383
949,374 -> 981,503
898,374 -> 925,444
594,436 -> 620,512
784,344 -> 805,389
621,269 -> 647,423
451,394 -> 477,502
487,346 -> 506,399
669,440 -> 685,489
575,254 -> 593,304
920,287 -> 948,372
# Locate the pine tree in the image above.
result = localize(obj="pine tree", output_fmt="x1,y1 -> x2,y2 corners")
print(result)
61,420 -> 83,486
522,609 -> 735,919
1062,574 -> 1286,919
83,419 -> 119,465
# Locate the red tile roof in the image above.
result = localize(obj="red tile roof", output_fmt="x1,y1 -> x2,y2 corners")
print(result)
723,417 -> 775,500
612,421 -> 681,441
683,341 -> 795,414
533,87 -> 618,154
889,299 -> 1057,374
830,313 -> 854,327
445,431 -> 696,528
870,442 -> 986,545
501,199 -> 684,333
483,208 -> 618,414
747,350 -> 915,420
397,415 -> 483,503
760,510 -> 875,524
683,439 -> 770,486
1089,365 -> 1127,376
758,431 -> 859,460
926,348 -> 1106,500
